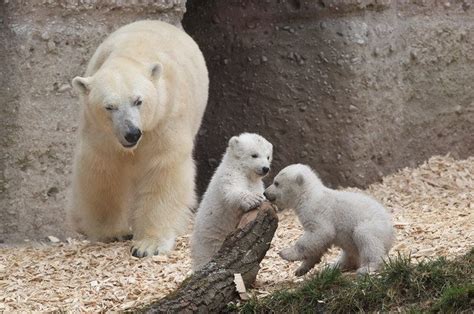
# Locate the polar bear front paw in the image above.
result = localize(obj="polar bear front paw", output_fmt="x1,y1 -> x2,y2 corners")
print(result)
356,263 -> 379,276
279,247 -> 300,262
131,237 -> 176,258
294,265 -> 311,277
241,193 -> 265,211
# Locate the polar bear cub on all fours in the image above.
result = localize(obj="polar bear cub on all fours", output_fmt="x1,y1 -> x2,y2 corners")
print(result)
191,133 -> 273,271
264,164 -> 395,276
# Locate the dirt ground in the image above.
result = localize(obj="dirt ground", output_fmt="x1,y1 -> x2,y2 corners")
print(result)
0,154 -> 472,312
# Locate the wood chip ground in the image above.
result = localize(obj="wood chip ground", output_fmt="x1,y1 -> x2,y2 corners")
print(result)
0,155 -> 472,312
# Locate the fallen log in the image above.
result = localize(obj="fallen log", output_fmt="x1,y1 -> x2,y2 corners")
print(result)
134,202 -> 279,313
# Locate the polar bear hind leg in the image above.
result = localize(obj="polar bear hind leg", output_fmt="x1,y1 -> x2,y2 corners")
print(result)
353,222 -> 387,275
330,249 -> 360,271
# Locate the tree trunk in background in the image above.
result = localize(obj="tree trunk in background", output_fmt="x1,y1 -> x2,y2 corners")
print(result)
136,203 -> 278,313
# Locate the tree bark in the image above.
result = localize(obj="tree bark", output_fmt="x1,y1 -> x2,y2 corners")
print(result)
134,202 -> 279,313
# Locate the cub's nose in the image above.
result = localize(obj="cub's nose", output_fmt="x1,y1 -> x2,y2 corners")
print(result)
125,127 -> 142,144
264,191 -> 275,202
262,166 -> 270,175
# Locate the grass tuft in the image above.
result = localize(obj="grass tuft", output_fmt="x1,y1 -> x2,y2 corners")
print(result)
432,284 -> 474,312
237,248 -> 473,313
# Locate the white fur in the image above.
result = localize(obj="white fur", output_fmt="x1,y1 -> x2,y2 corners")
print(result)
191,133 -> 273,271
68,20 -> 208,257
265,164 -> 395,276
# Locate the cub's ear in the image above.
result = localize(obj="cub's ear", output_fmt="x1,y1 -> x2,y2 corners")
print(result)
295,173 -> 305,186
150,62 -> 163,81
229,136 -> 239,150
72,76 -> 92,96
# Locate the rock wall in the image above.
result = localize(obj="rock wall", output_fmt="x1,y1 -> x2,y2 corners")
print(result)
1,0 -> 473,242
183,0 -> 474,195
0,0 -> 186,243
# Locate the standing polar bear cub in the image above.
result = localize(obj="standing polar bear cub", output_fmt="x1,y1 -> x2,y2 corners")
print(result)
191,133 -> 273,271
264,164 -> 394,276
69,20 -> 208,257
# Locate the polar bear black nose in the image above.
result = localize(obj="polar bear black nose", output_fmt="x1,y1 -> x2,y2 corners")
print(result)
264,191 -> 275,201
125,127 -> 142,144
262,167 -> 270,175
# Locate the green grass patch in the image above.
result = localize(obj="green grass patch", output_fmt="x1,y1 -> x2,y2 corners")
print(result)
432,284 -> 474,312
237,248 -> 473,313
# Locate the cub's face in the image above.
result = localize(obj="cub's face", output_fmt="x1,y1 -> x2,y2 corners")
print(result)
229,133 -> 273,178
264,165 -> 305,210
72,63 -> 163,150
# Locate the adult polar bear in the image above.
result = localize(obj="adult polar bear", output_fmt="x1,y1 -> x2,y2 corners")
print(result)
69,20 -> 208,257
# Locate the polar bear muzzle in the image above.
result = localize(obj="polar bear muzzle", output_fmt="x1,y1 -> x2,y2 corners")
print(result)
263,190 -> 276,202
110,105 -> 142,149
123,126 -> 142,147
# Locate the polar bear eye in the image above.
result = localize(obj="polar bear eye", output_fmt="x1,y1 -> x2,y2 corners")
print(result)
274,181 -> 279,187
105,105 -> 117,111
267,156 -> 270,160
134,99 -> 143,107
251,154 -> 259,158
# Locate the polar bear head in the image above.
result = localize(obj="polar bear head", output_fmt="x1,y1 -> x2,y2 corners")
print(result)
72,61 -> 165,149
264,164 -> 321,210
227,133 -> 273,178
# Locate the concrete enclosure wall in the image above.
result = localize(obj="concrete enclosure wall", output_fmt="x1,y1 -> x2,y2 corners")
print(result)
1,0 -> 473,242
185,0 -> 474,196
0,0 -> 186,243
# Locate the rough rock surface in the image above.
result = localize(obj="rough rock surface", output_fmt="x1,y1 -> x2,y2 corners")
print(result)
183,0 -> 474,195
0,0 -> 186,243
2,0 -> 474,242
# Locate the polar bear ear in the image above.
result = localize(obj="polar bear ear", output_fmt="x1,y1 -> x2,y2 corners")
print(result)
72,76 -> 92,96
229,136 -> 239,150
150,63 -> 163,81
295,173 -> 305,186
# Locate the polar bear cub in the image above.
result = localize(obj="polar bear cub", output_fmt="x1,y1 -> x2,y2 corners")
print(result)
191,133 -> 273,271
264,164 -> 394,276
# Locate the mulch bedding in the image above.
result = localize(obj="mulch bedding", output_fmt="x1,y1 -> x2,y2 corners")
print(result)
0,155 -> 472,312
